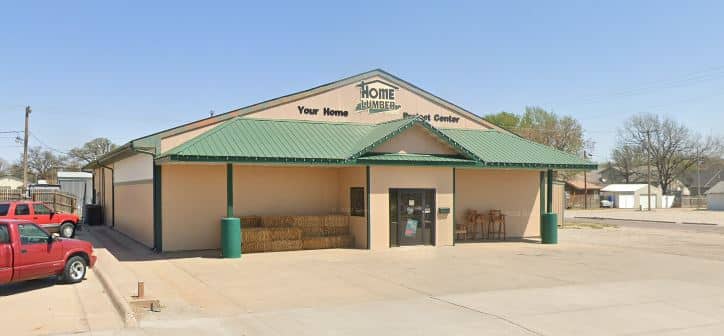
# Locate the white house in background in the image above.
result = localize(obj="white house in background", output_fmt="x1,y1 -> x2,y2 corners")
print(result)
705,181 -> 724,210
600,184 -> 663,209
0,176 -> 23,190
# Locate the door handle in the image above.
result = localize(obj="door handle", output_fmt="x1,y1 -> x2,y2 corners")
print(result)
20,249 -> 27,254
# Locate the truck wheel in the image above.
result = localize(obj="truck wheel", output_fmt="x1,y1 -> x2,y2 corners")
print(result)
63,256 -> 87,284
60,222 -> 75,238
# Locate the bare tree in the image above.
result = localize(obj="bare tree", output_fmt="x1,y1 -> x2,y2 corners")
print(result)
619,114 -> 722,195
610,145 -> 645,183
0,158 -> 8,176
68,138 -> 117,165
27,146 -> 63,181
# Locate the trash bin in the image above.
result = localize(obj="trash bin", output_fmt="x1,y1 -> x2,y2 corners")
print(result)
84,204 -> 103,226
540,213 -> 558,244
220,217 -> 241,258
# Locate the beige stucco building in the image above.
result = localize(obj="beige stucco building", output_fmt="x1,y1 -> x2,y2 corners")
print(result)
87,69 -> 592,252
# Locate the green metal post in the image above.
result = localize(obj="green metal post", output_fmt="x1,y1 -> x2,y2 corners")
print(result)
539,171 -> 545,216
546,169 -> 553,213
227,163 -> 233,218
452,168 -> 456,246
366,166 -> 370,250
541,169 -> 558,244
221,163 -> 241,258
153,165 -> 163,252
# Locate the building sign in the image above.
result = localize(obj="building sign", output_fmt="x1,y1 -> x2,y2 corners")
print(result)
298,105 -> 349,117
403,112 -> 460,124
355,80 -> 401,113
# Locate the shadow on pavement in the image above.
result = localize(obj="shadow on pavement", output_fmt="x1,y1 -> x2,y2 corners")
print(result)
0,277 -> 57,296
81,225 -> 220,262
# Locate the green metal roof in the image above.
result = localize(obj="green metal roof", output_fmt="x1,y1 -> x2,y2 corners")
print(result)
441,128 -> 594,169
158,116 -> 596,170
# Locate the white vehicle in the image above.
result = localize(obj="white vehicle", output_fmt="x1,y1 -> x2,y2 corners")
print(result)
600,199 -> 613,208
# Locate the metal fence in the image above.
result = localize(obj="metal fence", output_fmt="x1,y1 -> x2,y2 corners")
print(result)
0,189 -> 78,214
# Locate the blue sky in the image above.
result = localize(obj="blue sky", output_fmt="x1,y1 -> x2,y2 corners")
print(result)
2,1 -> 723,163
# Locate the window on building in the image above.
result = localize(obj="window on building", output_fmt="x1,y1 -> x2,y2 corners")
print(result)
350,187 -> 365,217
33,203 -> 53,215
14,204 -> 30,216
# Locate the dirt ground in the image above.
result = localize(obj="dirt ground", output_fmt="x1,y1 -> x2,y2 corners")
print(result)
59,221 -> 724,336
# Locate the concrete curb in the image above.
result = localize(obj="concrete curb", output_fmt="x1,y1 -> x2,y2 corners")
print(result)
573,216 -> 719,226
93,256 -> 139,328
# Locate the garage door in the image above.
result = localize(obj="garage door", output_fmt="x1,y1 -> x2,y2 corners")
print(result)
618,195 -> 635,208
639,195 -> 657,209
708,194 -> 724,210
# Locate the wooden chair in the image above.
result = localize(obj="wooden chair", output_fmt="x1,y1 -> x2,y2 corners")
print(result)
487,210 -> 506,240
459,210 -> 477,241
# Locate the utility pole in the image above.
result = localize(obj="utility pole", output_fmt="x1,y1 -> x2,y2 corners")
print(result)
22,106 -> 31,197
583,150 -> 588,209
643,129 -> 656,211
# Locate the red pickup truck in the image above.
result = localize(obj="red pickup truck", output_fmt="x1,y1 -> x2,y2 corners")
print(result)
0,201 -> 80,238
0,219 -> 96,284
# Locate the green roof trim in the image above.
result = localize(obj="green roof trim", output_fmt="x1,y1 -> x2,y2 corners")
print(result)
357,153 -> 476,166
158,117 -> 596,170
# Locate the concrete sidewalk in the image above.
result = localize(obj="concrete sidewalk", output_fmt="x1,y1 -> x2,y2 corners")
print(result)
566,208 -> 723,225
73,224 -> 724,335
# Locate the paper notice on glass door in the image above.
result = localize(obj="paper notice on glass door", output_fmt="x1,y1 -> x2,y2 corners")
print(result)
405,219 -> 418,237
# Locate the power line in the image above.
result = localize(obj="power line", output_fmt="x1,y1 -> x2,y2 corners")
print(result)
541,64 -> 724,108
28,131 -> 70,155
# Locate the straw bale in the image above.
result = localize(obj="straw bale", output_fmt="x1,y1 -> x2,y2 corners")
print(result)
268,227 -> 303,241
241,216 -> 261,228
262,216 -> 294,228
243,241 -> 272,253
271,239 -> 303,252
322,214 -> 349,227
242,228 -> 271,243
302,235 -> 353,250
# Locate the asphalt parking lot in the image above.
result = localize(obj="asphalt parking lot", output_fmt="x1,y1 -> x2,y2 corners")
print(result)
59,220 -> 724,336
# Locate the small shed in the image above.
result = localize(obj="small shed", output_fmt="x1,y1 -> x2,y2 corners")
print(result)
565,178 -> 602,208
600,184 -> 662,209
705,181 -> 724,211
57,171 -> 93,215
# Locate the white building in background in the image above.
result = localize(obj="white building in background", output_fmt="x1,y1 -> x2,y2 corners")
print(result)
706,182 -> 724,211
0,176 -> 23,190
600,184 -> 665,209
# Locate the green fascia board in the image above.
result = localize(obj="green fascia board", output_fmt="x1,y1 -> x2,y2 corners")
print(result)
357,153 -> 477,166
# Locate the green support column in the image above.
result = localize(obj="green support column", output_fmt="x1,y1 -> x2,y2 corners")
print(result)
226,163 -> 234,218
541,169 -> 558,244
221,163 -> 241,258
546,169 -> 553,212
539,171 -> 545,216
153,165 -> 163,252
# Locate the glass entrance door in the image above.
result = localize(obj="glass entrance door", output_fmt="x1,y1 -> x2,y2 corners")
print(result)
390,189 -> 435,246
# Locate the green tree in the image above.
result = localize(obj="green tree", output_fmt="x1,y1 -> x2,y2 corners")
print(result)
483,111 -> 520,130
518,106 -> 590,155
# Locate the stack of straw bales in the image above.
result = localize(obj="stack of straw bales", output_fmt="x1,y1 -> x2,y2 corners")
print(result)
241,214 -> 353,253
